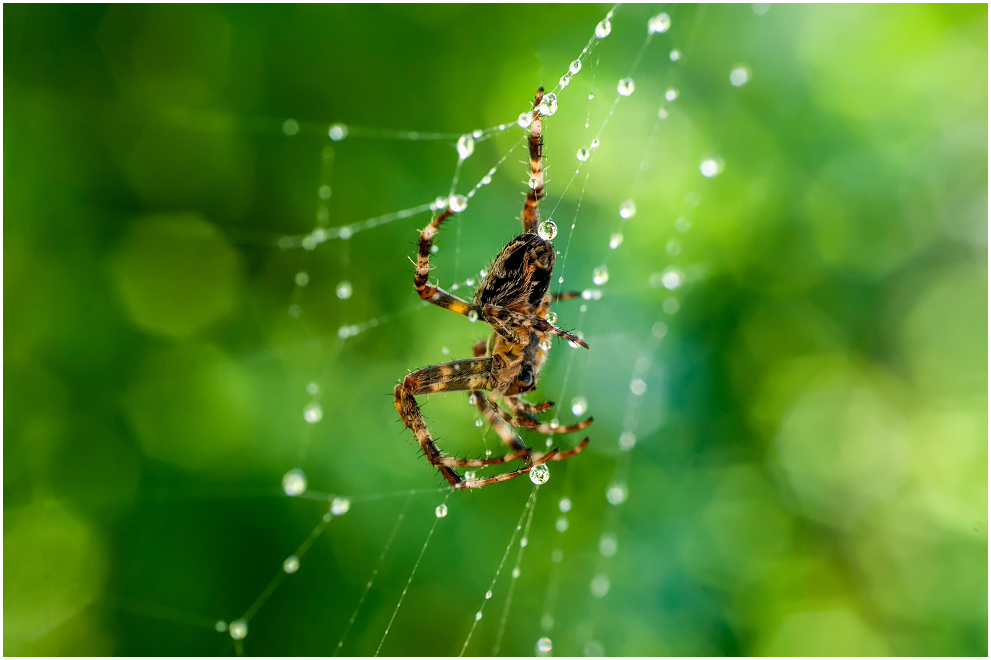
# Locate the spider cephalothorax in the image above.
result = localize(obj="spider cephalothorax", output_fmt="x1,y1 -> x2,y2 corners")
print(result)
394,87 -> 592,489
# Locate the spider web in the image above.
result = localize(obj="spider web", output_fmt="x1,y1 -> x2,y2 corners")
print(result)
8,3 -> 987,657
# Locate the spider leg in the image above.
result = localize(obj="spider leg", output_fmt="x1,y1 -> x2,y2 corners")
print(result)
550,291 -> 582,302
415,207 -> 478,319
459,448 -> 560,489
469,393 -> 530,453
502,396 -> 593,434
521,87 -> 545,235
481,303 -> 588,348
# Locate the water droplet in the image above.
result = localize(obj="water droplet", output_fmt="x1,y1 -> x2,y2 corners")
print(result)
485,590 -> 493,600
328,123 -> 348,141
481,174 -> 492,185
282,119 -> 300,136
294,271 -> 309,287
662,267 -> 683,290
539,340 -> 552,351
333,280 -> 353,300
619,431 -> 636,451
595,17 -> 612,38
629,379 -> 647,396
555,516 -> 569,532
301,236 -> 317,251
529,463 -> 550,485
559,497 -> 572,512
518,111 -> 533,129
474,418 -> 483,427
449,194 -> 468,212
511,566 -> 521,578
468,393 -> 478,405
229,619 -> 248,640
559,73 -> 571,88
467,309 -> 479,322
648,12 -> 671,33
730,65 -> 751,87
606,484 -> 628,505
435,503 -> 448,518
665,87 -> 680,102
570,59 -> 582,74
652,322 -> 668,339
570,396 -> 588,416
304,402 -> 323,423
592,265 -> 609,285
537,637 -> 554,654
675,216 -> 691,232
666,239 -> 681,256
538,220 -> 557,240
545,311 -> 558,325
664,297 -> 680,315
584,640 -> 605,657
520,537 -> 529,548
465,470 -> 477,481
609,232 -> 624,249
214,620 -> 228,633
700,155 -> 725,177
576,147 -> 590,162
465,277 -> 475,287
306,382 -> 319,396
282,469 -> 308,496
331,497 -> 351,515
541,613 -> 554,630
617,77 -> 635,96
590,574 -> 611,598
551,549 -> 564,563
338,226 -> 353,240
599,532 -> 618,557
658,107 -> 669,120
538,92 -> 558,116
619,199 -> 637,219
283,555 -> 300,573
670,49 -> 682,62
590,138 -> 600,148
318,184 -> 332,200
475,611 -> 483,621
441,345 -> 450,355
456,134 -> 475,159
528,176 -> 540,189
288,303 -> 301,318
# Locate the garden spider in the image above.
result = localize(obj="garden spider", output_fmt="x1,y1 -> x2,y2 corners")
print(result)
395,87 -> 592,489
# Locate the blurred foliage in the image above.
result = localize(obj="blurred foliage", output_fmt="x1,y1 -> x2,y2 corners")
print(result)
4,4 -> 987,657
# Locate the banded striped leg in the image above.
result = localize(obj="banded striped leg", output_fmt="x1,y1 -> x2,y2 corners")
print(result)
481,303 -> 589,348
415,207 -> 476,318
550,291 -> 582,302
395,359 -> 531,488
521,87 -> 545,234
503,396 -> 594,435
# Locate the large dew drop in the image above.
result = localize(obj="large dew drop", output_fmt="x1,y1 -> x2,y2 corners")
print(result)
609,232 -> 624,249
282,468 -> 308,496
529,463 -> 550,485
328,123 -> 348,141
283,555 -> 300,573
449,194 -> 468,212
228,619 -> 248,640
435,503 -> 448,518
518,111 -> 533,129
537,92 -> 558,116
456,134 -> 475,159
537,637 -> 554,654
595,17 -> 612,38
538,220 -> 558,240
700,156 -> 725,178
331,497 -> 351,515
617,77 -> 636,96
648,12 -> 671,34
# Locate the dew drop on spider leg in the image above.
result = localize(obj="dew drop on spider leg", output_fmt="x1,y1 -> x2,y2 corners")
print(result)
282,468 -> 308,496
538,92 -> 558,116
435,503 -> 448,518
545,311 -> 557,324
456,134 -> 475,159
467,309 -> 479,323
529,463 -> 550,485
538,220 -> 557,240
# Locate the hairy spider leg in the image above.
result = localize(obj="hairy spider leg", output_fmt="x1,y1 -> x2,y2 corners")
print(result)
550,291 -> 582,302
521,87 -> 545,234
414,207 -> 476,318
481,303 -> 588,348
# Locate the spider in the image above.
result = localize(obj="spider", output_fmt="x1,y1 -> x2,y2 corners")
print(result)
394,87 -> 592,489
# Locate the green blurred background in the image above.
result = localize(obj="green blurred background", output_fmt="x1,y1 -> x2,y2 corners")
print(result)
4,4 -> 987,656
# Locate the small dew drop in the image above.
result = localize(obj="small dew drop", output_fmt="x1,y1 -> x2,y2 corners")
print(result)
465,277 -> 475,287
288,304 -> 301,318
336,280 -> 353,300
468,393 -> 478,405
666,239 -> 682,256
306,382 -> 319,396
328,123 -> 348,141
301,236 -> 317,251
658,107 -> 669,120
529,463 -> 550,485
570,59 -> 582,74
541,613 -> 554,630
481,174 -> 492,185
595,17 -> 612,38
730,65 -> 751,87
282,468 -> 308,496
520,537 -> 529,548
559,73 -> 571,88
538,220 -> 558,240
599,533 -> 618,557
590,574 -> 611,598
662,267 -> 683,290
675,216 -> 692,232
590,138 -> 600,148
511,566 -> 521,579
485,590 -> 493,600
338,226 -> 353,240
318,184 -> 332,200
214,620 -> 228,633
475,611 -> 483,621
449,194 -> 468,212
538,93 -> 558,117
435,503 -> 448,518
664,297 -> 681,315
467,309 -> 480,323
474,418 -> 483,427
619,431 -> 637,451
630,379 -> 647,396
619,199 -> 637,219
665,87 -> 680,102
295,271 -> 310,287
518,112 -> 533,129
552,549 -> 564,563
283,555 -> 300,574
464,470 -> 477,482
592,265 -> 609,285
229,619 -> 248,640
670,49 -> 682,62
559,497 -> 572,512
606,484 -> 628,505
282,119 -> 300,136
441,345 -> 450,355
303,402 -> 323,424
617,77 -> 636,96
648,12 -> 671,34
609,232 -> 624,249
700,156 -> 725,178
537,637 -> 554,654
331,497 -> 351,515
456,134 -> 475,159
652,322 -> 668,339
585,640 -> 605,657
576,147 -> 590,162
754,3 -> 770,16
555,516 -> 569,532
570,396 -> 588,416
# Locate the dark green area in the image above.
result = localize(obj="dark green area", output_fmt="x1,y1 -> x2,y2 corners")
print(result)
5,4 -> 987,656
